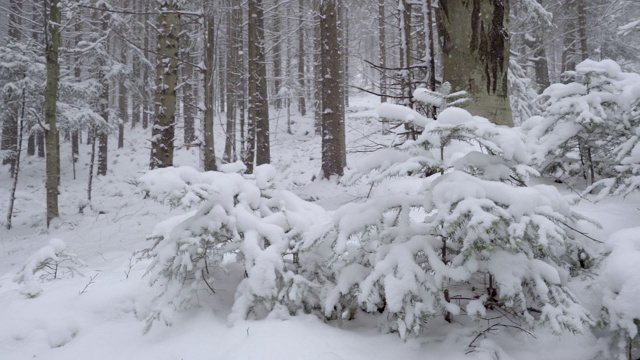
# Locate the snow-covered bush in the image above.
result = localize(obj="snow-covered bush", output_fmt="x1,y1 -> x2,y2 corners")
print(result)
318,107 -> 596,340
525,59 -> 640,188
138,165 -> 329,332
14,238 -> 84,297
598,228 -> 640,360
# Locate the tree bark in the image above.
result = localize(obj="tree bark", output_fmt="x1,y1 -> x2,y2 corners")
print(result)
297,0 -> 307,115
44,0 -> 62,226
378,0 -> 387,104
97,7 -> 110,176
150,0 -> 181,169
438,0 -> 513,126
320,0 -> 346,179
203,13 -> 217,171
247,0 -> 270,172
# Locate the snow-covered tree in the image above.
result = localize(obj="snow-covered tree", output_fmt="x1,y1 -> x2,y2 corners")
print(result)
317,106 -> 596,340
138,164 -> 328,332
524,59 -> 639,187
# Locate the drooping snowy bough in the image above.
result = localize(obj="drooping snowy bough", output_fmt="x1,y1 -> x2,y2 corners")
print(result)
318,107 -> 598,339
138,165 -> 329,332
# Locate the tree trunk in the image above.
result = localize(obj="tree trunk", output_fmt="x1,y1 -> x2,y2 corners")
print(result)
320,0 -> 346,179
438,0 -> 513,126
399,0 -> 412,107
44,0 -> 62,226
97,8 -> 110,176
224,2 -> 240,163
182,31 -> 196,148
272,4 -> 282,109
248,0 -> 270,172
150,0 -> 181,169
313,0 -> 322,135
378,0 -> 387,104
297,0 -> 307,116
203,13 -> 217,171
1,0 -> 21,174
142,0 -> 151,130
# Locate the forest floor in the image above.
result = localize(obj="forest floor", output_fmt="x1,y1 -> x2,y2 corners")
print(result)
0,95 -> 638,360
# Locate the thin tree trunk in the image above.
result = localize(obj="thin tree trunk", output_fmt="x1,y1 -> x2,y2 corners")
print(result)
6,88 -> 26,230
97,7 -> 110,176
297,0 -> 307,116
320,0 -> 345,179
313,0 -> 322,135
248,0 -> 270,172
272,4 -> 282,109
44,0 -> 62,226
203,13 -> 217,171
87,128 -> 96,202
224,1 -> 240,163
378,0 -> 387,104
150,0 -> 181,169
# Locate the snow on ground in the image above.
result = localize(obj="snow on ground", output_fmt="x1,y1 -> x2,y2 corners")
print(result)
0,95 -> 639,359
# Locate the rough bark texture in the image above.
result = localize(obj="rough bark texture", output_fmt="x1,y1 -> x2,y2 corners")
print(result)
44,0 -> 62,226
203,14 -> 217,171
150,0 -> 181,169
248,0 -> 270,172
320,0 -> 346,179
438,0 -> 513,126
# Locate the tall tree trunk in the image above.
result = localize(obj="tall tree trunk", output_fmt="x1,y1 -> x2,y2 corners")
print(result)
272,4 -> 282,109
297,0 -> 307,116
1,0 -> 21,174
142,0 -> 151,130
182,31 -> 196,148
341,5 -> 349,109
44,0 -> 62,226
437,0 -> 513,126
378,0 -> 387,103
320,0 -> 346,179
203,13 -> 217,171
97,7 -> 110,176
150,0 -> 181,169
248,0 -> 270,172
6,87 -> 26,229
312,0 -> 322,135
224,2 -> 240,163
399,0 -> 412,107
118,47 -> 127,149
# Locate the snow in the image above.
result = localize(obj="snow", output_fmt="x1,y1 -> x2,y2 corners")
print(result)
1,94 -> 640,359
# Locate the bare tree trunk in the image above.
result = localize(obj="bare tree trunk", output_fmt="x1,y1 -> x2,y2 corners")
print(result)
248,0 -> 270,172
378,0 -> 387,104
297,0 -> 307,116
87,128 -> 96,202
97,7 -> 110,176
182,30 -> 196,148
142,0 -> 151,130
150,0 -> 181,169
1,0 -> 21,174
313,0 -> 322,135
224,1 -> 239,163
203,13 -> 217,171
44,0 -> 62,226
6,88 -> 26,230
272,3 -> 282,109
437,0 -> 513,126
320,0 -> 346,179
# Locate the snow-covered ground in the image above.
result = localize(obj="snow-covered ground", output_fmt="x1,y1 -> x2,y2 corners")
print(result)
1,95 -> 638,359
